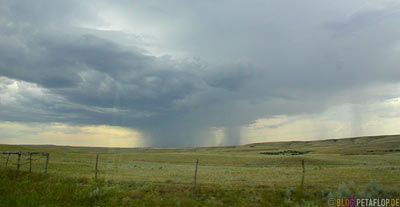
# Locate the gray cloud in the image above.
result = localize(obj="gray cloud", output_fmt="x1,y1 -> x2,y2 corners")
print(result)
1,0 -> 400,146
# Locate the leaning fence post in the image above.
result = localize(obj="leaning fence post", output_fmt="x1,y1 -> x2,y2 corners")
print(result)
194,158 -> 199,186
45,154 -> 49,173
95,154 -> 99,179
17,152 -> 21,171
6,154 -> 10,168
301,159 -> 305,186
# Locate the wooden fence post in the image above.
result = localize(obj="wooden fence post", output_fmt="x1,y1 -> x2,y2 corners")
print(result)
17,152 -> 21,171
194,159 -> 199,186
301,159 -> 305,186
29,153 -> 32,173
6,154 -> 10,168
95,154 -> 99,179
45,154 -> 49,173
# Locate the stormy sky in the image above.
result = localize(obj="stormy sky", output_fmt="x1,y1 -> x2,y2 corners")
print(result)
1,0 -> 400,147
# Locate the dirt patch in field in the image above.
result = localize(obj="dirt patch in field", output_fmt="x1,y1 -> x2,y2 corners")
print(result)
259,150 -> 311,155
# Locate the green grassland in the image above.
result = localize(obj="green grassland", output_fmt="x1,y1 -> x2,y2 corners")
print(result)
0,135 -> 400,206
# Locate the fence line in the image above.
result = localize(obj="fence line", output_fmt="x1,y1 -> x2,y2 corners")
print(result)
1,152 -> 50,173
2,151 -> 308,187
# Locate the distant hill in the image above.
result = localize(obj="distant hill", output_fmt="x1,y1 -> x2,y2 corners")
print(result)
234,134 -> 400,155
2,134 -> 400,155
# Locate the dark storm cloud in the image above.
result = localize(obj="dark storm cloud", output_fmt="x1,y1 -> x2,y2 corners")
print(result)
1,0 -> 400,146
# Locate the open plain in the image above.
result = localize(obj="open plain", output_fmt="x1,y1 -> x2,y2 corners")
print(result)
1,135 -> 399,206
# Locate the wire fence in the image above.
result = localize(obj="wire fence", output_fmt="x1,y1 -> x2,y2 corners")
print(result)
0,152 -> 49,173
0,151 -> 309,187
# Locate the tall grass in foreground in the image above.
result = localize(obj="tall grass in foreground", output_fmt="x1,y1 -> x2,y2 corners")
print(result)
0,169 -> 397,207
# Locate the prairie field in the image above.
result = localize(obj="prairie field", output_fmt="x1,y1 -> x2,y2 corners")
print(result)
1,135 -> 400,206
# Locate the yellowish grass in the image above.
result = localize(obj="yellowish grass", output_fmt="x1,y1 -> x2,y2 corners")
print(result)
1,135 -> 400,192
